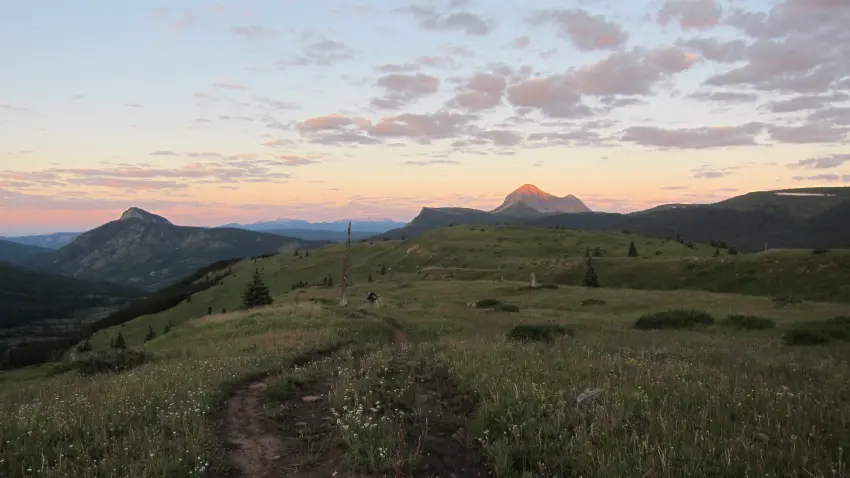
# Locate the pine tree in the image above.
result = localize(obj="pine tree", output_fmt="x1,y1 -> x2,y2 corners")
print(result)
144,326 -> 155,342
380,264 -> 387,275
243,268 -> 273,309
713,248 -> 720,257
114,332 -> 126,349
628,240 -> 638,257
327,275 -> 334,287
305,250 -> 309,257
164,320 -> 173,334
368,272 -> 373,282
207,306 -> 213,315
581,257 -> 600,288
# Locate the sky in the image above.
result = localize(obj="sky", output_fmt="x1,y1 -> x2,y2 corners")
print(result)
1,0 -> 849,235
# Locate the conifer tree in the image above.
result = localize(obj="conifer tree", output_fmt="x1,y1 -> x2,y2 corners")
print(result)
164,320 -> 173,334
114,332 -> 126,349
144,326 -> 155,342
628,240 -> 638,257
581,256 -> 600,288
713,248 -> 720,257
327,275 -> 334,287
380,264 -> 387,275
242,268 -> 273,309
368,272 -> 373,282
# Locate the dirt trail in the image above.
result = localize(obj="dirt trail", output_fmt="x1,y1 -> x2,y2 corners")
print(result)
221,317 -> 409,478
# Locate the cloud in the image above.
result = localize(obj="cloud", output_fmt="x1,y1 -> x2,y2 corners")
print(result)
689,90 -> 759,103
791,174 -> 850,182
278,37 -> 357,66
658,0 -> 723,30
676,37 -> 747,62
368,111 -> 475,143
692,170 -> 726,179
768,123 -> 848,143
213,82 -> 247,91
808,106 -> 850,126
510,36 -> 531,49
789,153 -> 850,169
297,114 -> 371,132
231,25 -> 278,40
371,73 -> 440,109
502,45 -> 696,118
404,159 -> 462,166
528,9 -> 628,51
525,129 -> 605,147
620,123 -> 764,149
125,103 -> 144,108
447,73 -> 507,111
395,5 -> 492,36
149,151 -> 178,156
296,114 -> 378,145
0,104 -> 31,113
712,1 -> 850,94
768,93 -> 849,112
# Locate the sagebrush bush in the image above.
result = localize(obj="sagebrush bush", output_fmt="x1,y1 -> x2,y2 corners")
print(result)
581,298 -> 607,306
496,304 -> 520,312
634,309 -> 715,330
507,324 -> 574,342
720,314 -> 776,330
773,295 -> 801,307
77,349 -> 150,376
785,316 -> 850,345
476,298 -> 502,308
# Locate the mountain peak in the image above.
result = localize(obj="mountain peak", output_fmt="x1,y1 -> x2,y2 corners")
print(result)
512,184 -> 549,196
493,184 -> 591,215
119,207 -> 172,225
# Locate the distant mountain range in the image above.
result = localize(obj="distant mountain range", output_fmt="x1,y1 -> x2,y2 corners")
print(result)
219,218 -> 407,234
21,208 -> 329,291
374,185 -> 850,251
2,218 -> 406,248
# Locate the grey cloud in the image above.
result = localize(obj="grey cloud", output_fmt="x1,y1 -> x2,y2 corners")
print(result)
528,8 -> 628,51
789,153 -> 850,169
620,123 -> 764,149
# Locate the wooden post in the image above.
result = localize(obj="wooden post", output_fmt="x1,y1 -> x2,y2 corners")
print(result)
340,221 -> 351,307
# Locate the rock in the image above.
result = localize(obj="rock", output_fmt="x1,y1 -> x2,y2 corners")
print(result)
301,395 -> 323,403
575,388 -> 604,406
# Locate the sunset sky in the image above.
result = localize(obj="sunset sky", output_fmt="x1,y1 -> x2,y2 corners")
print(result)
1,0 -> 848,235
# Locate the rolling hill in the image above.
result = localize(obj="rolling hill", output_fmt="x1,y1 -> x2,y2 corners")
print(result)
1,232 -> 81,250
375,186 -> 850,250
25,208 -> 330,290
0,239 -> 52,266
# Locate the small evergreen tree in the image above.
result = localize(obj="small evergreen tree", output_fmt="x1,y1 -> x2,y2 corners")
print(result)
164,320 -> 173,334
368,272 -> 373,282
305,250 -> 309,257
327,275 -> 334,287
713,248 -> 720,257
728,247 -> 738,255
322,276 -> 328,286
243,268 -> 273,309
221,307 -> 227,314
581,257 -> 600,288
293,249 -> 299,256
627,240 -> 638,257
114,332 -> 126,349
207,306 -> 213,315
144,326 -> 155,342
186,294 -> 192,303
380,264 -> 387,275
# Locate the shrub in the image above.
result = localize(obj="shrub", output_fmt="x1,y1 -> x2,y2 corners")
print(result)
634,309 -> 715,330
720,314 -> 776,330
784,316 -> 850,345
77,349 -> 150,376
812,248 -> 830,254
507,324 -> 574,343
476,298 -> 502,308
581,298 -> 607,306
773,295 -> 801,307
496,304 -> 520,313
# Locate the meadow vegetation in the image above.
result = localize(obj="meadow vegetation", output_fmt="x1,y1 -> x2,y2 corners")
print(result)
2,226 -> 850,477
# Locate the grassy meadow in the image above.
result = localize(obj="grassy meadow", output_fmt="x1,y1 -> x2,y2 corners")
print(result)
2,226 -> 850,477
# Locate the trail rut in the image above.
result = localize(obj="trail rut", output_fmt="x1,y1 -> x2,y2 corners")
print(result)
221,317 -> 408,478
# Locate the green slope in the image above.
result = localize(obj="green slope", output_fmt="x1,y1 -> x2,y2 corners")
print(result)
89,226 -> 850,350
